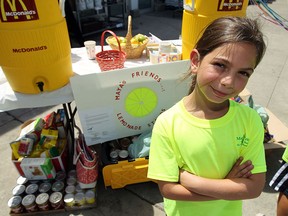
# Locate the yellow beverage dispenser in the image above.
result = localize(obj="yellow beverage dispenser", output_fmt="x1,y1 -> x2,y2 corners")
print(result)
0,0 -> 73,94
181,0 -> 249,59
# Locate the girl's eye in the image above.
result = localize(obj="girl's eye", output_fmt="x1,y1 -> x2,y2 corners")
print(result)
213,62 -> 226,69
239,71 -> 251,78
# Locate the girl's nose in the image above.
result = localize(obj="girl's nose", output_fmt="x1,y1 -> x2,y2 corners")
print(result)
220,75 -> 235,88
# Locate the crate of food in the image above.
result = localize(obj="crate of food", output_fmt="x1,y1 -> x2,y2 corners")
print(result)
10,109 -> 69,178
101,134 -> 152,189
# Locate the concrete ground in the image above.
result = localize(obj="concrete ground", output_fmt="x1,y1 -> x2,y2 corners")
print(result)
1,1 -> 288,215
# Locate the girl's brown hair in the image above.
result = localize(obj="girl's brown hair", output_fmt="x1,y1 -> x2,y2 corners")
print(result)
185,16 -> 266,94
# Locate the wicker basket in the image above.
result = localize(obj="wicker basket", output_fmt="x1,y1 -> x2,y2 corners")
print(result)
106,15 -> 149,59
96,30 -> 126,71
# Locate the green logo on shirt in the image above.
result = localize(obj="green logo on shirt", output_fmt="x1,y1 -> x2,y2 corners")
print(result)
236,135 -> 249,147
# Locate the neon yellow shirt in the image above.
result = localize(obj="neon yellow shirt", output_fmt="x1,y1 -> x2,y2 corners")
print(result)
282,146 -> 288,163
148,99 -> 267,216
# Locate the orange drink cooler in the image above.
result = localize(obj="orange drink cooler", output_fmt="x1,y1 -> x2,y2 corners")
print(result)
0,0 -> 73,94
181,0 -> 249,59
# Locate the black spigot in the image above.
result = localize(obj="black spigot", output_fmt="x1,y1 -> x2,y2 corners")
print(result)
36,81 -> 44,92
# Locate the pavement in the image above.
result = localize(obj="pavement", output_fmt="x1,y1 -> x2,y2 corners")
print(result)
1,1 -> 288,215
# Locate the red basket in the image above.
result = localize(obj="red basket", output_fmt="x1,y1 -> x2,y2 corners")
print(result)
96,30 -> 126,71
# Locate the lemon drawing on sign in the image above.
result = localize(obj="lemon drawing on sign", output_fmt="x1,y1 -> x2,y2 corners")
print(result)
125,87 -> 158,117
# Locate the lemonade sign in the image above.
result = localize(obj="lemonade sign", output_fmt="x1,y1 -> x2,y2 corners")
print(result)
70,60 -> 190,145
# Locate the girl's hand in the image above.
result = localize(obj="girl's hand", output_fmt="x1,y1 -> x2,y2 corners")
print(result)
225,157 -> 254,179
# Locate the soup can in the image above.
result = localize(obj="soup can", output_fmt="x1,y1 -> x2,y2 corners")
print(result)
85,189 -> 96,204
39,182 -> 51,194
12,184 -> 26,197
68,169 -> 77,178
16,176 -> 28,185
75,184 -> 83,193
65,185 -> 76,194
8,196 -> 24,214
64,193 -> 75,207
66,177 -> 77,186
49,192 -> 64,209
52,181 -> 65,193
22,194 -> 38,212
36,193 -> 50,211
55,171 -> 66,182
74,192 -> 85,206
25,183 -> 39,195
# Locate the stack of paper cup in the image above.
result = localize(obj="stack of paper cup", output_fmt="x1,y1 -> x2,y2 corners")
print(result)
84,40 -> 96,60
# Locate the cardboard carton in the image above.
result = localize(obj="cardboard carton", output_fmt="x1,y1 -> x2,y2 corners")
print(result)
20,158 -> 56,180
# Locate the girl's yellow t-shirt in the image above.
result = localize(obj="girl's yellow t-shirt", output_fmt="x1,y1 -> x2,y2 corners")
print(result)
148,99 -> 267,216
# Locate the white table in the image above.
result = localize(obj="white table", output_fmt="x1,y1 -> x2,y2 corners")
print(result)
1,45 -> 287,149
0,47 -> 153,112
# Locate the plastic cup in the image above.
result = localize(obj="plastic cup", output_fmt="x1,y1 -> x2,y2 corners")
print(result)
84,40 -> 96,60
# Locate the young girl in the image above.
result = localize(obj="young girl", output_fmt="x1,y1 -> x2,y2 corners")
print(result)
148,16 -> 267,216
269,148 -> 288,216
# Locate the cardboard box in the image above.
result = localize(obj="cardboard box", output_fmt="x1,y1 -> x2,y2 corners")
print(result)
263,109 -> 288,150
238,89 -> 288,149
20,158 -> 56,180
12,139 -> 68,177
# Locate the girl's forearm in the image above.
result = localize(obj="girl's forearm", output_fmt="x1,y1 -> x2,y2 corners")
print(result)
180,171 -> 265,200
157,181 -> 217,201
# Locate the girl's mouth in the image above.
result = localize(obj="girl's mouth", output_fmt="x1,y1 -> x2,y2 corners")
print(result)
212,88 -> 229,98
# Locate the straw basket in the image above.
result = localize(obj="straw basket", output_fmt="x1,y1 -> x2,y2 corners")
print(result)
96,30 -> 126,71
106,15 -> 149,59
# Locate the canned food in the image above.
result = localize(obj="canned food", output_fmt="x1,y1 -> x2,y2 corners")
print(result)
49,192 -> 63,209
119,138 -> 131,150
74,192 -> 85,206
118,150 -> 129,160
55,171 -> 66,182
85,189 -> 95,204
12,184 -> 26,197
66,177 -> 77,186
22,194 -> 38,212
68,170 -> 77,178
7,196 -> 24,214
75,184 -> 83,193
39,182 -> 51,193
16,176 -> 28,185
65,185 -> 76,194
25,183 -> 39,195
110,150 -> 118,162
64,193 -> 75,207
52,181 -> 64,193
36,193 -> 50,211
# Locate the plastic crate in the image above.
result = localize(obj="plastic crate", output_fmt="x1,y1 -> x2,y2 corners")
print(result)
102,157 -> 150,189
101,141 -> 151,189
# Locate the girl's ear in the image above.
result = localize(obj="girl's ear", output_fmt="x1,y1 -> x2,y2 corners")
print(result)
190,49 -> 200,74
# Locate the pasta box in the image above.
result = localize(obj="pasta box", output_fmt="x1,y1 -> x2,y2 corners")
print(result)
20,157 -> 56,180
